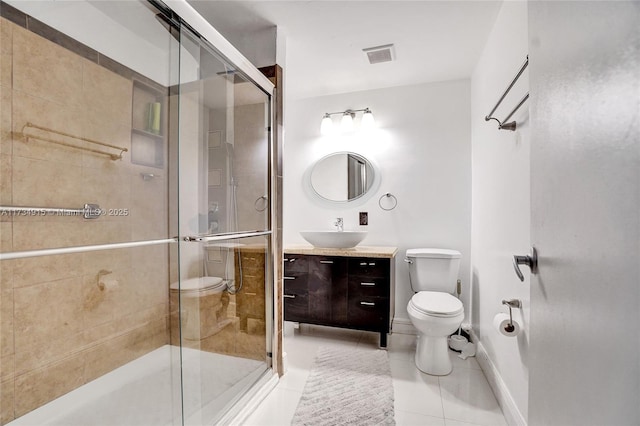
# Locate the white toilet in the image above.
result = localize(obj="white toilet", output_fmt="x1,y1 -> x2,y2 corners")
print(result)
405,248 -> 463,376
170,245 -> 231,341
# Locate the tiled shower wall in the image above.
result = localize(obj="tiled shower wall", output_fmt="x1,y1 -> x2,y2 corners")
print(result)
0,15 -> 170,424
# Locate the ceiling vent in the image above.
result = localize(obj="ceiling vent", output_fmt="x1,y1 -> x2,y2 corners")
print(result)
363,44 -> 395,65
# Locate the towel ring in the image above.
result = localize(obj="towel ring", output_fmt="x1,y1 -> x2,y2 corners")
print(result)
254,195 -> 268,212
378,193 -> 397,211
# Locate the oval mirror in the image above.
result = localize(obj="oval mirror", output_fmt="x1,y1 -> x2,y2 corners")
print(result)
310,152 -> 376,202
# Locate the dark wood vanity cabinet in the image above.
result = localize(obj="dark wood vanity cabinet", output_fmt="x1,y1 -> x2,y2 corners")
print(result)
283,253 -> 394,347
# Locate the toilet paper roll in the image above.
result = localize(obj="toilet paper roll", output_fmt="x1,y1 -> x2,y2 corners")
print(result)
493,313 -> 520,337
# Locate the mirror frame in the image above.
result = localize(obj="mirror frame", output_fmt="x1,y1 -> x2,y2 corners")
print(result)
304,151 -> 381,207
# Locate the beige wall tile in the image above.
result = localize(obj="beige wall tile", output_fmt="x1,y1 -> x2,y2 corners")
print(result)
14,354 -> 85,418
0,222 -> 10,258
0,261 -> 12,293
12,26 -> 83,107
12,156 -> 84,207
130,173 -> 168,240
82,268 -> 131,329
81,59 -> 132,128
12,220 -> 85,251
0,378 -> 14,425
0,353 -> 13,382
12,91 -> 84,166
81,220 -> 131,246
0,154 -> 10,206
83,318 -> 165,383
0,88 -> 11,157
13,277 -> 84,352
0,289 -> 13,358
0,19 -> 11,56
12,253 -> 82,289
81,248 -> 131,276
14,331 -> 85,377
0,19 -> 12,90
81,167 -> 131,213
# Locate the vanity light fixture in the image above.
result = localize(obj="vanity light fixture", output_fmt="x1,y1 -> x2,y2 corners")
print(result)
320,108 -> 375,135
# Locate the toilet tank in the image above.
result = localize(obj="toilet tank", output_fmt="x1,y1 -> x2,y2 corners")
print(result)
406,248 -> 461,293
204,244 -> 232,278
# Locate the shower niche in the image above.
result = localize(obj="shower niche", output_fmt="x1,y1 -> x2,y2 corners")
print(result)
131,80 -> 166,168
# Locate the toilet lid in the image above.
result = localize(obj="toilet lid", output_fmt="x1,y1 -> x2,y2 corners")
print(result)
410,291 -> 463,317
170,276 -> 224,292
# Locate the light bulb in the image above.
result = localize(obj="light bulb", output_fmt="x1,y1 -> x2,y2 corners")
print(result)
320,114 -> 333,135
361,108 -> 376,130
340,112 -> 354,132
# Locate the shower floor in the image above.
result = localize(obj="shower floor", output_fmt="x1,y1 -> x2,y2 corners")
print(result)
7,345 -> 265,426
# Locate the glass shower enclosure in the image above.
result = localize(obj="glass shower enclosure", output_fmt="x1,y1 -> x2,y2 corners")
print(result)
0,0 -> 274,425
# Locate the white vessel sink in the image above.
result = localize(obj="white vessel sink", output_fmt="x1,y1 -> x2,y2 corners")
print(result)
300,230 -> 367,249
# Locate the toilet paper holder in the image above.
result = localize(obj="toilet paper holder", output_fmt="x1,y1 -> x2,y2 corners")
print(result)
502,299 -> 522,332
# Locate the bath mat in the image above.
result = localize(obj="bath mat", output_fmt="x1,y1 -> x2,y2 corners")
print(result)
291,346 -> 395,425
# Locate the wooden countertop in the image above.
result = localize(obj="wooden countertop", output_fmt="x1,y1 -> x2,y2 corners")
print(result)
284,245 -> 398,259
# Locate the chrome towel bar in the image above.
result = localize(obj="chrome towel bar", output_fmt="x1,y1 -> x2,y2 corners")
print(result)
485,56 -> 529,131
20,122 -> 128,160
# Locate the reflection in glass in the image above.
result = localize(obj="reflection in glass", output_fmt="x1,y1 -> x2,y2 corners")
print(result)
310,152 -> 375,202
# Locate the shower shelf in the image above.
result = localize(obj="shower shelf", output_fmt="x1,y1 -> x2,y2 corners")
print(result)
20,122 -> 128,160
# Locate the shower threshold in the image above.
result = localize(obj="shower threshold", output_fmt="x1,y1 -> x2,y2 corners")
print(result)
7,345 -> 266,426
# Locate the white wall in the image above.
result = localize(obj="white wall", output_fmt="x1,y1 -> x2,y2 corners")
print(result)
470,2 -> 529,425
283,80 -> 471,324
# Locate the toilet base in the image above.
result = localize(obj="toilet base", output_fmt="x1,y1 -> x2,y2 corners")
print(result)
415,334 -> 453,376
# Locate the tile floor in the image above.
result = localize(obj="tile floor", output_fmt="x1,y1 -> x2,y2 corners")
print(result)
243,323 -> 507,426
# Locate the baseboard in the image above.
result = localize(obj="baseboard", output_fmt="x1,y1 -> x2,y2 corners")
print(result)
474,338 -> 527,426
391,318 -> 416,335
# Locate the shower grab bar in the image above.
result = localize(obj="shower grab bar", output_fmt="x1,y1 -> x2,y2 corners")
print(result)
19,122 -> 128,160
183,230 -> 272,242
0,238 -> 178,261
485,56 -> 529,131
0,203 -> 102,219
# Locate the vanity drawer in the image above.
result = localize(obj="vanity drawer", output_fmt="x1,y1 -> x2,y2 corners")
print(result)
348,276 -> 388,298
283,273 -> 308,294
348,258 -> 389,279
283,293 -> 309,322
347,297 -> 388,329
284,255 -> 309,274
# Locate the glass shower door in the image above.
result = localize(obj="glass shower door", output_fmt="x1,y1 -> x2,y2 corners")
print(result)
174,23 -> 273,425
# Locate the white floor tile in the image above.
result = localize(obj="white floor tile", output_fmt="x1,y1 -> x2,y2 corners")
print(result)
449,350 -> 481,371
444,418 -> 487,426
395,410 -> 446,426
276,364 -> 309,392
242,387 -> 302,426
390,356 -> 444,418
387,333 -> 417,362
249,325 -> 506,426
439,368 -> 507,426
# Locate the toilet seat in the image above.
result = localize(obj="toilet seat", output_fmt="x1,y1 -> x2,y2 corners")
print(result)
170,276 -> 226,296
409,291 -> 463,318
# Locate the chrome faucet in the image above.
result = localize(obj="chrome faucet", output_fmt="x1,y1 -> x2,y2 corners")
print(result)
334,217 -> 344,232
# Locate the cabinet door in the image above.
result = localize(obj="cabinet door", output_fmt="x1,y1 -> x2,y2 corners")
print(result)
308,256 -> 348,324
283,255 -> 309,322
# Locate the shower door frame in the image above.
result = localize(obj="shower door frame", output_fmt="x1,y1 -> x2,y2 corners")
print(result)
162,0 -> 278,423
